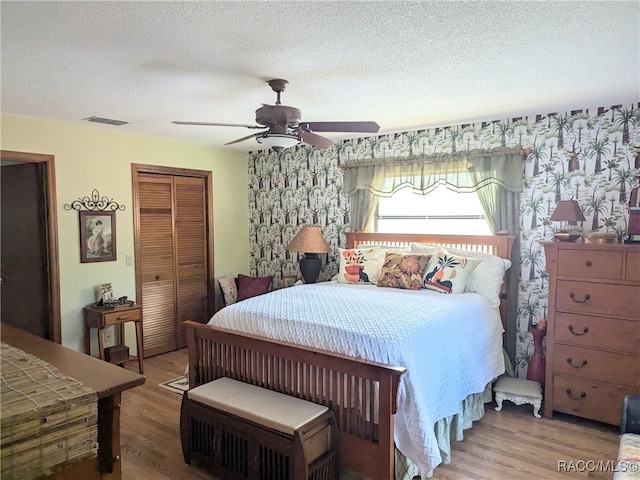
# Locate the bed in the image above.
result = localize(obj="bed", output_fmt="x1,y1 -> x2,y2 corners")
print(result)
185,232 -> 514,480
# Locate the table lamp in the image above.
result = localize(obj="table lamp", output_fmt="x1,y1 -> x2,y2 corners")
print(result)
550,200 -> 586,242
287,226 -> 331,283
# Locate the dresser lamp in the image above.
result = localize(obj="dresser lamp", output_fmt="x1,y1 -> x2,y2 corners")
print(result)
287,226 -> 331,284
550,200 -> 586,242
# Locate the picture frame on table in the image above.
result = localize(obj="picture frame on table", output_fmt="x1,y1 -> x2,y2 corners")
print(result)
80,210 -> 116,263
96,283 -> 114,303
282,275 -> 298,288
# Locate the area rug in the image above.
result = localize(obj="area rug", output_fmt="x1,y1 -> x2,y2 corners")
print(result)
158,376 -> 189,394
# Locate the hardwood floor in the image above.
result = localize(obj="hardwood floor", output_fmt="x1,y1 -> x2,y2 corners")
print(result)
120,349 -> 620,480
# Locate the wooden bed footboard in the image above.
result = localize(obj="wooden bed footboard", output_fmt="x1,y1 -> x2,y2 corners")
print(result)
185,320 -> 407,480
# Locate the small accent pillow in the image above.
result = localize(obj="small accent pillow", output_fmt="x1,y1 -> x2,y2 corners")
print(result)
236,274 -> 273,301
377,253 -> 431,290
337,248 -> 380,284
423,251 -> 480,294
409,242 -> 442,256
442,247 -> 512,306
218,276 -> 238,306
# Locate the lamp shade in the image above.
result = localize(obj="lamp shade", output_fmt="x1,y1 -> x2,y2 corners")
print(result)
287,226 -> 331,254
550,200 -> 586,223
287,226 -> 330,283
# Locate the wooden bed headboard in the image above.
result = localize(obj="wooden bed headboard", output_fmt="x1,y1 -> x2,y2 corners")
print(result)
346,232 -> 514,260
345,232 -> 515,335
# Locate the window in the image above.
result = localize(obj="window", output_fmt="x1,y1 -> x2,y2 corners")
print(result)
374,183 -> 492,235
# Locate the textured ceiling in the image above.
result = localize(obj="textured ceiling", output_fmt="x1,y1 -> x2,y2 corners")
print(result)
1,1 -> 638,152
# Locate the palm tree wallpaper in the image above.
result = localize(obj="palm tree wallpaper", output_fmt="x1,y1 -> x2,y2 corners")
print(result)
247,102 -> 639,377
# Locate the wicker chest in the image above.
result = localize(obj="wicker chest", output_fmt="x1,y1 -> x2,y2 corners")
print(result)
181,377 -> 339,480
1,342 -> 98,479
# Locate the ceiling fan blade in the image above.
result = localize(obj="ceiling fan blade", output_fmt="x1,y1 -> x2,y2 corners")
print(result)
300,131 -> 336,148
225,132 -> 261,146
173,121 -> 263,129
299,121 -> 380,133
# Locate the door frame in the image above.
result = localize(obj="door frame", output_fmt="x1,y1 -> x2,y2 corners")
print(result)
1,150 -> 62,343
131,164 -> 215,349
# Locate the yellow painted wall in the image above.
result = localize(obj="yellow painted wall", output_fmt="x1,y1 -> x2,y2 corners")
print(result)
1,114 -> 249,352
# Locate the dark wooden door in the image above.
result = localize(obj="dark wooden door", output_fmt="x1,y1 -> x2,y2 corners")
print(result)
1,163 -> 50,338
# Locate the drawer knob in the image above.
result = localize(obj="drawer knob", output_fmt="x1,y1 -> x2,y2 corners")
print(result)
565,388 -> 586,401
155,275 -> 161,280
585,260 -> 592,267
117,316 -> 129,320
567,325 -> 589,336
566,357 -> 588,369
569,292 -> 591,303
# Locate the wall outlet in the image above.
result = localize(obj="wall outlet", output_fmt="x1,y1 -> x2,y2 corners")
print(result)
104,327 -> 114,346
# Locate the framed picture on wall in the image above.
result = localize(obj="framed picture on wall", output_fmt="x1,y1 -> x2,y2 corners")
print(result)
80,210 -> 116,263
283,275 -> 298,288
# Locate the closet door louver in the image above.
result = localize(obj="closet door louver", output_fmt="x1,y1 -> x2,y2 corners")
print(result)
138,175 -> 177,356
174,176 -> 208,348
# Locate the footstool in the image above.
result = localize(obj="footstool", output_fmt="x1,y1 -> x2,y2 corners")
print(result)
494,377 -> 543,419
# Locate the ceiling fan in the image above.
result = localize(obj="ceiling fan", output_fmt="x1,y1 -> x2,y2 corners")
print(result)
173,79 -> 380,152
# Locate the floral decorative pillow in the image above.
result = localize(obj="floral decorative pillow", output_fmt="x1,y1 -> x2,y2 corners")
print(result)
337,248 -> 380,284
377,253 -> 431,290
218,276 -> 238,306
422,251 -> 480,294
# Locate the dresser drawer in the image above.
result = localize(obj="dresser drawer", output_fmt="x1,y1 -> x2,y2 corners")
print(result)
556,280 -> 639,318
553,344 -> 638,386
552,375 -> 638,425
102,307 -> 141,326
557,249 -> 622,280
626,251 -> 640,282
555,313 -> 639,354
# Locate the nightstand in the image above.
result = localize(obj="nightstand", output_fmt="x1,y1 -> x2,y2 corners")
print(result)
83,303 -> 144,374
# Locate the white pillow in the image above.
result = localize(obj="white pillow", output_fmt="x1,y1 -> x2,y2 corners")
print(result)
411,243 -> 511,306
337,248 -> 380,284
409,242 -> 442,256
445,247 -> 512,304
422,250 -> 480,294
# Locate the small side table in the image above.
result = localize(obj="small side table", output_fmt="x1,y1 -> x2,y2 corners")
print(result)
84,303 -> 144,374
494,377 -> 543,419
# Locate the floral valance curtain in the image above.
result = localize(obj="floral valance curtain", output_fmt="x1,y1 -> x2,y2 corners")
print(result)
343,147 -> 523,197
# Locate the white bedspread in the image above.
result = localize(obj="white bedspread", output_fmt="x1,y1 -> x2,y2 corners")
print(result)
207,282 -> 504,477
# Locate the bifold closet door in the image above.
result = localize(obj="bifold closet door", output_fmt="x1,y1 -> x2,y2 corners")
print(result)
136,169 -> 211,357
174,176 -> 207,349
138,174 -> 177,356
133,165 -> 214,357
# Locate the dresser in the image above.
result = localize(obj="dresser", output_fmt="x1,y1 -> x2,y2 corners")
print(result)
543,242 -> 640,425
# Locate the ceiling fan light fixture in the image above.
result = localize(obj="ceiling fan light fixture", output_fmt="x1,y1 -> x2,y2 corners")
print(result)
255,133 -> 300,153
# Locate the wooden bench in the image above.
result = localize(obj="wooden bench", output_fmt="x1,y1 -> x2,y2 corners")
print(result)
180,377 -> 339,480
